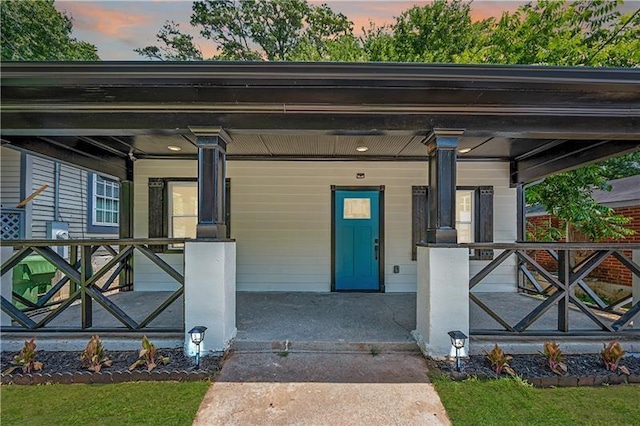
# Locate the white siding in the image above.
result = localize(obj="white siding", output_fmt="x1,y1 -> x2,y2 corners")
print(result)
134,160 -> 517,293
0,147 -> 22,208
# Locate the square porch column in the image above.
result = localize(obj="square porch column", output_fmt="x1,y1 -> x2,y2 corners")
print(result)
190,127 -> 231,239
634,250 -> 639,312
184,241 -> 236,355
424,129 -> 464,243
413,246 -> 469,358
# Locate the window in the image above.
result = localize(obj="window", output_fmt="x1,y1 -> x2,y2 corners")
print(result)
87,174 -> 119,233
148,178 -> 231,251
411,186 -> 493,260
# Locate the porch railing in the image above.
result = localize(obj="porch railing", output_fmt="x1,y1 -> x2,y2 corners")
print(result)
1,208 -> 25,240
467,242 -> 640,336
1,238 -> 187,333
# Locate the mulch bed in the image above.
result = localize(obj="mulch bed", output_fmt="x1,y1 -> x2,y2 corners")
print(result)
1,348 -> 223,385
436,353 -> 640,387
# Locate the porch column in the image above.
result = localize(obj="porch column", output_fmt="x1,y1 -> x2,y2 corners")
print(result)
424,129 -> 464,243
190,127 -> 231,239
1,246 -> 13,327
413,246 -> 469,358
184,241 -> 236,355
119,178 -> 134,291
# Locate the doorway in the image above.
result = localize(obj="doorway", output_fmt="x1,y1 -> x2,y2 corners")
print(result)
331,186 -> 384,292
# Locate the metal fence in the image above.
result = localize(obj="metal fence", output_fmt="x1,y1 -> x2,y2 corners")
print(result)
468,242 -> 640,336
1,238 -> 186,333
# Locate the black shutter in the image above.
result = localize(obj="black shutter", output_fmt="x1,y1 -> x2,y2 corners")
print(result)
411,186 -> 429,261
148,178 -> 166,252
475,186 -> 494,260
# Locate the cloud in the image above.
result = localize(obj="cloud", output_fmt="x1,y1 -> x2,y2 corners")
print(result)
56,2 -> 152,38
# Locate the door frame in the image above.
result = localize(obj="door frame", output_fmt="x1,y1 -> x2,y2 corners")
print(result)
330,185 -> 385,293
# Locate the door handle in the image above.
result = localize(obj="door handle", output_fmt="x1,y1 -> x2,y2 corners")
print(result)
374,245 -> 379,261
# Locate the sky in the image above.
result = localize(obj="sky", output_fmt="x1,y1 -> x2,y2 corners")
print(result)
54,0 -> 533,60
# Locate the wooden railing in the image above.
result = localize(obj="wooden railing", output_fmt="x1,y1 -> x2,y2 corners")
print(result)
466,243 -> 640,336
1,239 -> 187,333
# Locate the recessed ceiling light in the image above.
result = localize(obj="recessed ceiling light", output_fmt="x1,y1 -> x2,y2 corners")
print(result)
356,146 -> 369,152
458,148 -> 472,154
167,145 -> 182,152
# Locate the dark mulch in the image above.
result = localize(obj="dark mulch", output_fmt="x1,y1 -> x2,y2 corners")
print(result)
436,353 -> 640,379
1,348 -> 222,376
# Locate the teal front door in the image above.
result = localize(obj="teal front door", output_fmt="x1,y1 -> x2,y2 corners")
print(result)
333,188 -> 382,291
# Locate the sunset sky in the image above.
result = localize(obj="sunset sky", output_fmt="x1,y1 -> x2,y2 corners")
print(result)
54,0 -> 531,59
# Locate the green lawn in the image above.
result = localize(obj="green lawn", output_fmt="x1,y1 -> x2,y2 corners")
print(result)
433,375 -> 640,426
1,381 -> 210,426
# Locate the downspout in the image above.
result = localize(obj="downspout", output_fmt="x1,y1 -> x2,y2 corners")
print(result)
54,162 -> 60,221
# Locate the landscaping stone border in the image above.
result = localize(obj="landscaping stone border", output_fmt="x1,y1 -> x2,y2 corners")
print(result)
1,369 -> 213,385
448,371 -> 640,388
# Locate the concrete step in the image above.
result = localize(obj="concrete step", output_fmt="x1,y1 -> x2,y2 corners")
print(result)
231,339 -> 420,354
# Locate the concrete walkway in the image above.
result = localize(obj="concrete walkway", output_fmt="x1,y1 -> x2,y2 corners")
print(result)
193,351 -> 450,426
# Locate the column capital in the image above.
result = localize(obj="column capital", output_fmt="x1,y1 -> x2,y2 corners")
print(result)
423,128 -> 465,153
189,126 -> 232,150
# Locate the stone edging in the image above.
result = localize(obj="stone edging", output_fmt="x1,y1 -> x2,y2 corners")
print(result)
1,370 -> 213,385
450,371 -> 640,388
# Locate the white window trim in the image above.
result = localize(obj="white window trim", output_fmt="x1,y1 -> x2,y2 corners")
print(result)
92,174 -> 120,227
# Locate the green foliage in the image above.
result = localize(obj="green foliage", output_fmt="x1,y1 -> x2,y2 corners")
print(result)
541,341 -> 568,375
375,0 -> 489,63
601,341 -> 630,375
80,335 -> 113,373
526,153 -> 638,242
485,344 -> 515,376
137,0 -> 352,61
129,336 -> 170,372
3,338 -> 43,374
134,21 -> 203,61
0,0 -> 99,61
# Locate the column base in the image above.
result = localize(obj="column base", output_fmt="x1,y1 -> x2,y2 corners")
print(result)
426,228 -> 457,244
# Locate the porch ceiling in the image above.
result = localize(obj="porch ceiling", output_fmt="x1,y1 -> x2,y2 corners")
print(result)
1,62 -> 639,183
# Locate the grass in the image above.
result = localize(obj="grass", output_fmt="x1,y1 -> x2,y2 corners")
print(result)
1,381 -> 210,426
432,374 -> 640,426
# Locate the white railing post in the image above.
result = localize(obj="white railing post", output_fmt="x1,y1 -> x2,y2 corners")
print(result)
1,246 -> 14,327
184,240 -> 236,355
413,246 -> 469,358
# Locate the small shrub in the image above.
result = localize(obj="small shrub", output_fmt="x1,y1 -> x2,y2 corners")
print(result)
370,347 -> 379,357
541,341 -> 567,375
601,341 -> 630,375
80,335 -> 112,372
3,338 -> 43,374
485,344 -> 514,376
129,336 -> 170,372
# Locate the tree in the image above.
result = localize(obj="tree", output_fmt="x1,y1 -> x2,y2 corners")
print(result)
368,0 -> 489,63
462,0 -> 640,66
136,0 -> 352,61
1,0 -> 99,61
526,152 -> 639,242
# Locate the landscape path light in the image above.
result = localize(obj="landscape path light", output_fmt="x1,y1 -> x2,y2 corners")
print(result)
189,326 -> 207,369
448,330 -> 467,372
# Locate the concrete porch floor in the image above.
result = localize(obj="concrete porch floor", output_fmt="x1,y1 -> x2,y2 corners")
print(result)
4,291 -> 638,353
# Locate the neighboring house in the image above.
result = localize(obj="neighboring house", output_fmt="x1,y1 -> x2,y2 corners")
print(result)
0,146 -> 119,242
527,175 -> 640,286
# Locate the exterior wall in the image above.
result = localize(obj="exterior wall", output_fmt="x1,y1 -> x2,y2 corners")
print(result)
134,160 -> 517,293
1,147 -> 117,240
528,206 -> 640,286
0,147 -> 22,208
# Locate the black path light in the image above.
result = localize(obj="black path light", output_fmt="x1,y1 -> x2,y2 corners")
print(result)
188,326 -> 207,369
448,330 -> 467,372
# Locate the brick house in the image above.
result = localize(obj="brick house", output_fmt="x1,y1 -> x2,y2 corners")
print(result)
527,174 -> 640,286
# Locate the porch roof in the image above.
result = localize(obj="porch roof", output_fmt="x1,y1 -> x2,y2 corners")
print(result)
1,61 -> 639,183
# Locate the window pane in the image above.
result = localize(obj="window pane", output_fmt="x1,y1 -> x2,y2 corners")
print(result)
343,198 -> 371,219
172,216 -> 197,239
96,211 -> 104,222
104,212 -> 112,223
456,190 -> 474,243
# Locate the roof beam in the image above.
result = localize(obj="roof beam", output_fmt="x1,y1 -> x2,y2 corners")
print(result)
511,139 -> 640,185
